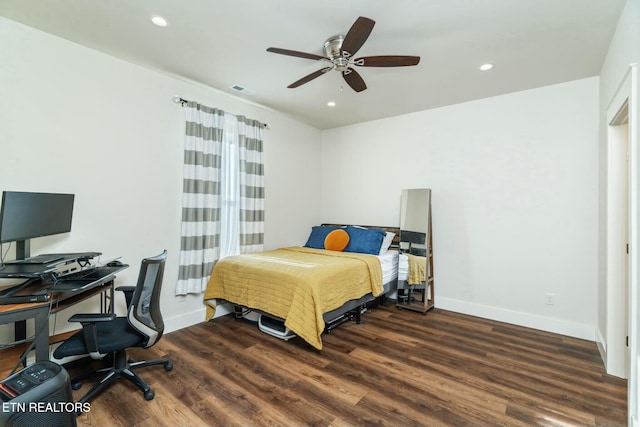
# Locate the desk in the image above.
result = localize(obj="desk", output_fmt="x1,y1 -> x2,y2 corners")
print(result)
0,266 -> 124,368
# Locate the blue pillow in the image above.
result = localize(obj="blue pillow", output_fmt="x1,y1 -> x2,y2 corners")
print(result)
304,226 -> 337,249
344,226 -> 386,255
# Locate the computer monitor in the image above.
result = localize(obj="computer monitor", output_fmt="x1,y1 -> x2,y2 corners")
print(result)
0,191 -> 75,259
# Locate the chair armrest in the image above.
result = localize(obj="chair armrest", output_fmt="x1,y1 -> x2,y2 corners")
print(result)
67,313 -> 117,358
68,313 -> 117,323
116,286 -> 136,307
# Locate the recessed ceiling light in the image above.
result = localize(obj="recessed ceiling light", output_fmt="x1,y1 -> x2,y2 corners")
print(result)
327,101 -> 336,107
479,63 -> 494,71
151,15 -> 168,27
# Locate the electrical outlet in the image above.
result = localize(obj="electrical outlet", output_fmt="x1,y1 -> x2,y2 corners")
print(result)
545,293 -> 555,305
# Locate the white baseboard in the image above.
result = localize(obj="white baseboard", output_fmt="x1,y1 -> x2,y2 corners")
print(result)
164,302 -> 232,334
164,297 -> 595,341
437,297 -> 595,341
596,327 -> 607,369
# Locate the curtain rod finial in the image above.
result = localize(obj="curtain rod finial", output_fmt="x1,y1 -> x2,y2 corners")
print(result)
173,95 -> 188,106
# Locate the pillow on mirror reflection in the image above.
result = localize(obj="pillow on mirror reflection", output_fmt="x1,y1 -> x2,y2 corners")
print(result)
324,229 -> 350,251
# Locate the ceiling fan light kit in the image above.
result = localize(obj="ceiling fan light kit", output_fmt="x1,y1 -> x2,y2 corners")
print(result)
267,16 -> 420,93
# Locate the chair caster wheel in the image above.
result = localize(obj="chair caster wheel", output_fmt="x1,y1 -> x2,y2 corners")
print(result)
71,382 -> 82,390
144,390 -> 155,401
164,362 -> 173,372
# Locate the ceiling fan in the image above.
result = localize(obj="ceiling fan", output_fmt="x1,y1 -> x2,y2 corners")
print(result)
266,16 -> 420,93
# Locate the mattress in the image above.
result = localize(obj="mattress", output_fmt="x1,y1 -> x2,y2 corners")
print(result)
398,252 -> 409,281
379,250 -> 399,284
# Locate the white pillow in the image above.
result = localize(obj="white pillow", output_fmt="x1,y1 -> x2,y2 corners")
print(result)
378,232 -> 396,255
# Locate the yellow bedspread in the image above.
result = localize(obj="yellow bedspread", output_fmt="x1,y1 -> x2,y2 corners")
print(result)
204,246 -> 383,350
406,253 -> 427,285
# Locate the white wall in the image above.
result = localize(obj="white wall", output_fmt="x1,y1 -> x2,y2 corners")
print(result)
321,78 -> 599,339
0,17 -> 322,339
597,0 -> 640,357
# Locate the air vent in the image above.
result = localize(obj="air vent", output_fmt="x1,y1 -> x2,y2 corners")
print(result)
230,84 -> 255,95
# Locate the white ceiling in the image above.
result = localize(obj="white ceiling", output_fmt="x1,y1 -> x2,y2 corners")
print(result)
0,0 -> 626,129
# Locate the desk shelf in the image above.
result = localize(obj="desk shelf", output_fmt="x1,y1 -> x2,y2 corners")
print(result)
0,330 -> 79,379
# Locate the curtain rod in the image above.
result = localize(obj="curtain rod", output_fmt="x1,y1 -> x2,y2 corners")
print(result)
173,95 -> 270,129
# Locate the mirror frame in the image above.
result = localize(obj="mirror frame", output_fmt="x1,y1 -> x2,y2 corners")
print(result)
396,188 -> 434,314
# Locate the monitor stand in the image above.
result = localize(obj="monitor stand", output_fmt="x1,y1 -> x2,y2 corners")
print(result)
0,240 -> 29,271
15,239 -> 30,261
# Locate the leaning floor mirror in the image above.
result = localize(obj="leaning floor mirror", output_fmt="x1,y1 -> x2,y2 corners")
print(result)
396,188 -> 435,314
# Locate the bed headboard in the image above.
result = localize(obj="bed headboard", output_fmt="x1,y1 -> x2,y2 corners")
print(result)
321,223 -> 401,249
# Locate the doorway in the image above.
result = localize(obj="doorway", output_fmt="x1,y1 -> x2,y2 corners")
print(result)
606,103 -> 629,379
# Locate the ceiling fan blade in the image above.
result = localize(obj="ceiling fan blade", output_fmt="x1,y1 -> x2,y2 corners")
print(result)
354,55 -> 421,67
342,68 -> 367,92
267,47 -> 327,61
288,67 -> 333,88
340,17 -> 375,58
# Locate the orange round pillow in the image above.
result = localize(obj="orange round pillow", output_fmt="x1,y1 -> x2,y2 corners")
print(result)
324,229 -> 350,251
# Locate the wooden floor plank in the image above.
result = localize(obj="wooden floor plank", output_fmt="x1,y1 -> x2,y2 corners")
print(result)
65,306 -> 627,427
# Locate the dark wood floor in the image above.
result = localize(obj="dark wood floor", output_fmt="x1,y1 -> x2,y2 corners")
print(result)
71,305 -> 627,427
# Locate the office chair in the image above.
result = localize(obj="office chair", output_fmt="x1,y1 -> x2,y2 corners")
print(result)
53,250 -> 172,406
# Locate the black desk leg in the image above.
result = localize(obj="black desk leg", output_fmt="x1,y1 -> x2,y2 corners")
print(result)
15,320 -> 26,341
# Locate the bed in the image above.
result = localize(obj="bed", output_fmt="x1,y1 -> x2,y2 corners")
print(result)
204,224 -> 399,350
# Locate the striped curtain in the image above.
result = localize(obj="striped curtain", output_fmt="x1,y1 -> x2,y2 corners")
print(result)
176,103 -> 264,295
237,116 -> 264,254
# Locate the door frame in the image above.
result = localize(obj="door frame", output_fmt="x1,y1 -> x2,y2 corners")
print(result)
606,87 -> 630,379
605,63 -> 639,426
622,63 -> 639,427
